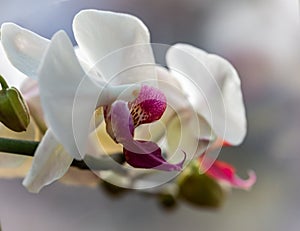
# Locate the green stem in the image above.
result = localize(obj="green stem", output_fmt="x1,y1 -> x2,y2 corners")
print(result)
0,75 -> 9,89
0,137 -> 125,170
0,137 -> 39,156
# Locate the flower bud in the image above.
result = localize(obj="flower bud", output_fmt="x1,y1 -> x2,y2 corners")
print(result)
0,75 -> 30,132
177,161 -> 225,208
158,192 -> 177,210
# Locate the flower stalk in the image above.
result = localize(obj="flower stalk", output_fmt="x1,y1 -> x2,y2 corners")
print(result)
0,137 -> 39,156
0,137 -> 125,170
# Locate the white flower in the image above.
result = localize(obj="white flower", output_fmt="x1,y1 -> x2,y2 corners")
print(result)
1,9 -> 246,192
1,10 -> 154,192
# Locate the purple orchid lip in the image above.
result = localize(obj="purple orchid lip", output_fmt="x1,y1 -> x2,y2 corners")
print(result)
106,85 -> 185,171
129,85 -> 167,127
123,144 -> 186,171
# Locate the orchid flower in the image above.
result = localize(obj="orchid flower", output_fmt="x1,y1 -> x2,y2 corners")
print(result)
1,9 -> 249,193
91,42 -> 249,188
1,10 -> 186,192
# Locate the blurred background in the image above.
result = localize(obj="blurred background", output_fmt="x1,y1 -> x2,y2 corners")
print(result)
0,0 -> 299,230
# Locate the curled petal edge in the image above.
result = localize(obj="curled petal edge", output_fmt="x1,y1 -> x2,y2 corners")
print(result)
200,157 -> 256,190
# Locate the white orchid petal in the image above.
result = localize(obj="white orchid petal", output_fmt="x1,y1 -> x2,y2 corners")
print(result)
156,66 -> 215,149
39,30 -> 141,159
167,44 -> 246,145
22,130 -> 73,193
0,44 -> 28,88
156,66 -> 187,112
1,23 -> 49,79
73,10 -> 156,84
38,31 -> 103,159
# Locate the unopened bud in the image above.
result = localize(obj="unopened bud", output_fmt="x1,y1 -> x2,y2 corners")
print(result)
177,161 -> 225,208
158,192 -> 177,210
0,75 -> 30,132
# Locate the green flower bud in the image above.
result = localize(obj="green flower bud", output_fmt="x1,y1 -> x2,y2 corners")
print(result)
158,192 -> 177,210
0,75 -> 30,132
177,161 -> 225,208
